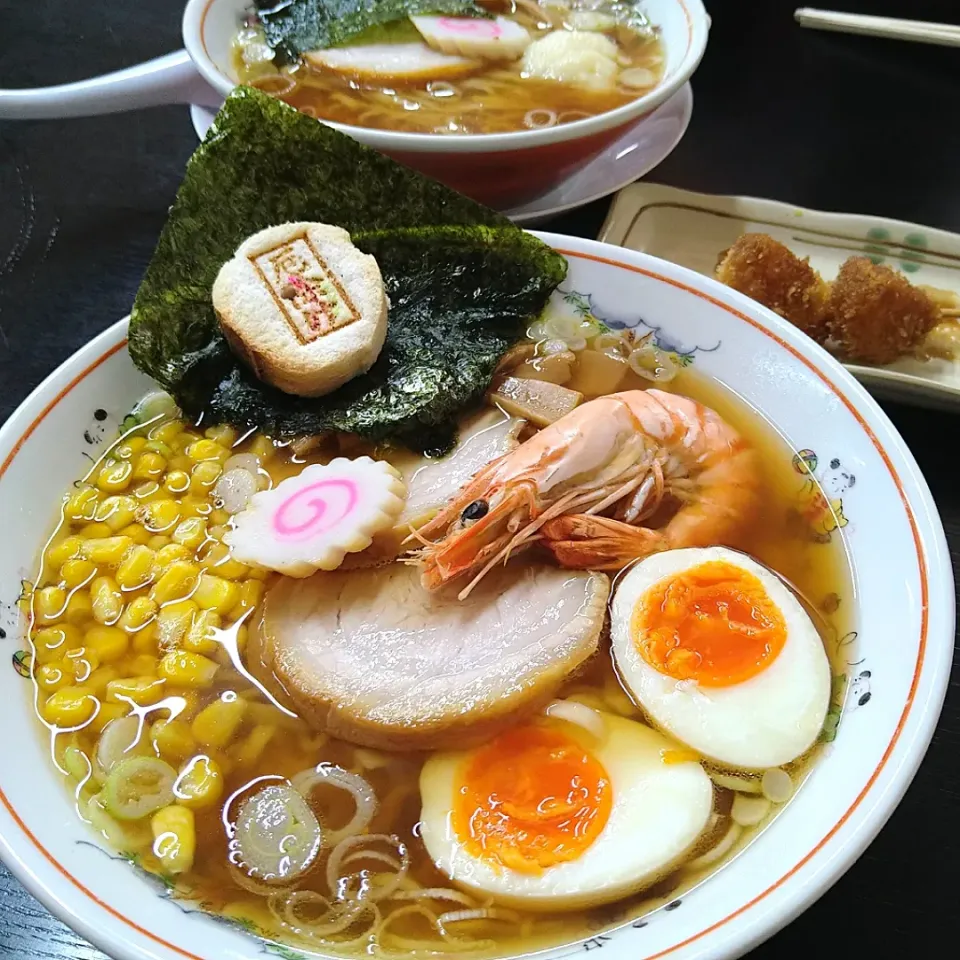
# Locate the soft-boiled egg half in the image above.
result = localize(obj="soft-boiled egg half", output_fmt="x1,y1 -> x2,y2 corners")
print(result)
419,711 -> 712,911
610,546 -> 831,771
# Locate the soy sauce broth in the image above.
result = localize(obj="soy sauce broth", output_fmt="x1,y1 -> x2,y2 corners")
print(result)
25,356 -> 852,958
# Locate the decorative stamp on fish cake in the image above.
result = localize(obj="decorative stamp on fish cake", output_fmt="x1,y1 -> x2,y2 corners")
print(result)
250,233 -> 360,343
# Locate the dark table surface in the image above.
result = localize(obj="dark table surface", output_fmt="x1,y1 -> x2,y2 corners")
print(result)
1,0 -> 958,957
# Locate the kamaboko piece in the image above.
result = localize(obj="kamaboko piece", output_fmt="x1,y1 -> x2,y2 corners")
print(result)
260,562 -> 610,751
226,456 -> 406,576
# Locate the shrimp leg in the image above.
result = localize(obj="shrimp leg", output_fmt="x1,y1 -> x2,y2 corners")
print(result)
542,514 -> 667,570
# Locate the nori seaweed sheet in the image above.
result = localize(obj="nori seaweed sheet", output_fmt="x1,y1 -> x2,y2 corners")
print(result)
127,87 -> 567,454
254,0 -> 489,63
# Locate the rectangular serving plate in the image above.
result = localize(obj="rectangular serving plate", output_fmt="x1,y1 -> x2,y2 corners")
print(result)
599,183 -> 960,410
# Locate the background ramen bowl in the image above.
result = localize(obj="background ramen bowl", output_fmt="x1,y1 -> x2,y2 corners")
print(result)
0,236 -> 951,960
185,0 -> 710,208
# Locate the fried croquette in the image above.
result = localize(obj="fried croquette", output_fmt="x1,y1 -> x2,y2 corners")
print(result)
826,257 -> 940,365
715,234 -> 830,341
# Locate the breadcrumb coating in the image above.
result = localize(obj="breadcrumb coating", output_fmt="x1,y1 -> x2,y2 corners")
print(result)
715,234 -> 830,341
826,257 -> 939,365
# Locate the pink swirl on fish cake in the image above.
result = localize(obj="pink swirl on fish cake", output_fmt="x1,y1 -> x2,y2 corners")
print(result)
437,16 -> 503,36
272,479 -> 359,541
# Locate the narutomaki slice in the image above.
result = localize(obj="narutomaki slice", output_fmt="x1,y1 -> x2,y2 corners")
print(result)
259,562 -> 610,751
226,456 -> 406,577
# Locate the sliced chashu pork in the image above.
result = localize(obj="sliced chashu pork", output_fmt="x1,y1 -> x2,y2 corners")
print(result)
261,561 -> 609,751
339,408 -> 524,569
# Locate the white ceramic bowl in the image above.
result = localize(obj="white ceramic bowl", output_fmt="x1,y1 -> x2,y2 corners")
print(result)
0,0 -> 708,208
0,235 -> 952,960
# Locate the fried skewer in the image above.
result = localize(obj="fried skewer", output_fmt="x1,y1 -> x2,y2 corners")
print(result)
715,234 -> 957,365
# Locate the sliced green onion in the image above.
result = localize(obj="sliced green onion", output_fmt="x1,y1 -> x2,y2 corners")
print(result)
102,756 -> 177,821
230,784 -> 322,884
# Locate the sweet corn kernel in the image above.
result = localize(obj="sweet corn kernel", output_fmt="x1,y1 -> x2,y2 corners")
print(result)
142,499 -> 181,533
132,623 -> 159,655
94,495 -> 138,531
46,536 -> 84,569
132,452 -> 167,481
191,695 -> 245,749
168,455 -> 193,473
156,600 -> 198,650
235,624 -> 249,656
249,435 -> 274,461
78,521 -> 113,540
197,541 -> 248,580
154,543 -> 190,571
118,523 -> 152,546
97,459 -> 133,492
88,700 -> 127,733
209,509 -> 231,527
189,460 -> 222,496
64,486 -> 100,522
158,651 -> 219,687
187,439 -> 229,463
230,580 -> 263,620
132,481 -> 165,503
128,653 -> 159,675
152,805 -> 196,874
204,424 -> 238,447
85,625 -> 130,663
105,676 -> 166,706
119,596 -> 158,633
114,436 -> 147,460
116,545 -> 157,591
147,534 -> 170,551
245,564 -> 270,581
35,585 -> 67,623
163,470 -> 191,495
90,576 -> 123,625
143,440 -> 173,458
60,558 -> 96,589
180,497 -> 213,520
64,646 -> 99,683
172,517 -> 207,551
171,432 -> 197,454
151,718 -> 196,762
35,662 -> 71,693
184,609 -> 221,655
193,574 -> 240,616
234,724 -> 276,766
43,687 -> 98,727
64,591 -> 93,625
150,560 -> 200,606
147,420 -> 182,445
81,536 -> 133,566
173,755 -> 224,809
86,665 -> 120,697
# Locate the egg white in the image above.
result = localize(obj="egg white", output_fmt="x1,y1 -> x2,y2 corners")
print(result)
418,712 -> 713,911
610,546 -> 832,771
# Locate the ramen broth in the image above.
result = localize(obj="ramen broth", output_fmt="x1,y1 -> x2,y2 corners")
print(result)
234,2 -> 666,135
27,354 -> 851,957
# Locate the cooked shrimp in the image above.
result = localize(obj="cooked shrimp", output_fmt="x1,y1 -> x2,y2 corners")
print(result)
826,256 -> 939,365
716,234 -> 830,342
411,390 -> 760,597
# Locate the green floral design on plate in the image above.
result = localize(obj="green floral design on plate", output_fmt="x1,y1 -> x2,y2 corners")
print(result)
861,226 -> 929,273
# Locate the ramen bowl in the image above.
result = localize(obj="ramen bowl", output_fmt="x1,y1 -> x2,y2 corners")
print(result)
0,235 -> 952,960
0,0 -> 709,208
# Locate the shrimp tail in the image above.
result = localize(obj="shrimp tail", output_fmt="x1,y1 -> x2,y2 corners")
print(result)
541,514 -> 668,570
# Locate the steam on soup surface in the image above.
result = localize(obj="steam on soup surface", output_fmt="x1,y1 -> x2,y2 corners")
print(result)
26,327 -> 851,958
234,0 -> 666,135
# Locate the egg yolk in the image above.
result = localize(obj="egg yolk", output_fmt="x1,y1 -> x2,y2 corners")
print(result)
632,560 -> 787,687
452,724 -> 612,875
